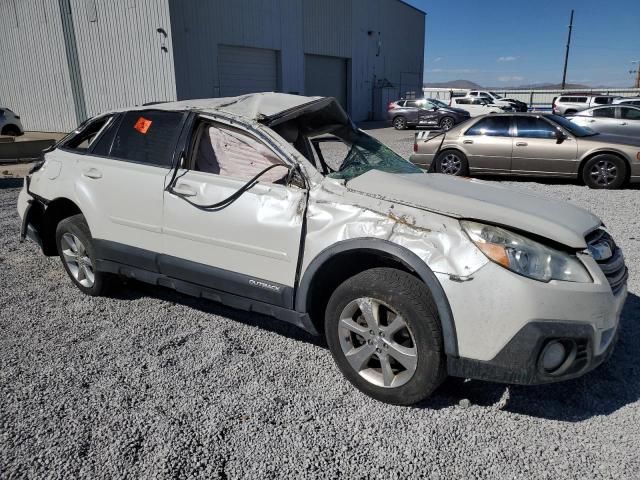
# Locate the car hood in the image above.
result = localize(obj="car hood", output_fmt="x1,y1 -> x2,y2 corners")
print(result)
346,170 -> 600,248
441,106 -> 469,115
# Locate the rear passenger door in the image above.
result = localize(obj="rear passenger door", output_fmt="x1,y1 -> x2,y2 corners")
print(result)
161,117 -> 306,308
459,116 -> 512,172
617,107 -> 640,137
511,116 -> 577,176
69,110 -> 187,257
585,106 -> 618,134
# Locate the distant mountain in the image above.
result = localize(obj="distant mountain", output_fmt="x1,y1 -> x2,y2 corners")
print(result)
424,80 -> 599,90
423,79 -> 482,89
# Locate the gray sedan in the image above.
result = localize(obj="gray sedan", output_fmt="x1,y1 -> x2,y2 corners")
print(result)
410,113 -> 640,189
566,105 -> 640,138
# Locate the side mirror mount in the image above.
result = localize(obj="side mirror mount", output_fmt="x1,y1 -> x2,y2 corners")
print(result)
555,130 -> 567,143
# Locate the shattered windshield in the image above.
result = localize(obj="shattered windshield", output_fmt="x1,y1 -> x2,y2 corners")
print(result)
326,130 -> 422,181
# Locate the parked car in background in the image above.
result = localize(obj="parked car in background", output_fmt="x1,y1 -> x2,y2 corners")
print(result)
410,113 -> 640,189
449,97 -> 505,116
387,98 -> 470,131
0,107 -> 24,136
466,90 -> 527,111
552,94 -> 619,116
566,105 -> 640,138
18,93 -> 627,405
613,97 -> 640,107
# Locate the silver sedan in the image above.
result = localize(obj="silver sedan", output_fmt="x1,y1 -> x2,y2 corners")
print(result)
567,105 -> 640,138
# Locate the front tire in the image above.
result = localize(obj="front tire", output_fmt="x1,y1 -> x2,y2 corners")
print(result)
582,154 -> 627,189
1,125 -> 21,136
55,214 -> 112,296
393,116 -> 408,130
435,150 -> 469,176
325,268 -> 445,405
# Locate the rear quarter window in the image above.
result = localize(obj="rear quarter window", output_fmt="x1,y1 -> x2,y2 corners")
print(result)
559,97 -> 587,103
110,110 -> 187,167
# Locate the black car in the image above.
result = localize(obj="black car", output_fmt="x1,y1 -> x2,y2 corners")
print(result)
502,98 -> 528,112
387,98 -> 470,131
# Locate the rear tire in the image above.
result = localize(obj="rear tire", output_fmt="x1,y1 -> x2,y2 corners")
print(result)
325,268 -> 446,405
435,150 -> 469,176
1,125 -> 20,136
582,154 -> 627,189
439,116 -> 455,131
393,116 -> 408,130
55,214 -> 113,296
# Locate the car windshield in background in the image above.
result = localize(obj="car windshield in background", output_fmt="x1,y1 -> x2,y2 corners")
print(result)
547,115 -> 598,137
328,131 -> 422,181
490,92 -> 502,99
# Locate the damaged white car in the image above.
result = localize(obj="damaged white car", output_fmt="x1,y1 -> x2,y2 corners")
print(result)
18,93 -> 627,405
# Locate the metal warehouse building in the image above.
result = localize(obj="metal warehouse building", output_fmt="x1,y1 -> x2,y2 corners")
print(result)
0,0 -> 425,132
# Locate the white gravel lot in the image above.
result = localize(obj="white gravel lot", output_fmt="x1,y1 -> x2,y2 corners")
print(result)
1,126 -> 639,479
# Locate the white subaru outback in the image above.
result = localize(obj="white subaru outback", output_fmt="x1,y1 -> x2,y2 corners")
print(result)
18,93 -> 627,405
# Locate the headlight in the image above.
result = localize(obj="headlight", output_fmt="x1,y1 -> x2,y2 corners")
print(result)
461,220 -> 592,283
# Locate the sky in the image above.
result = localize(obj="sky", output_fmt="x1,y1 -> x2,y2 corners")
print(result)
403,0 -> 640,87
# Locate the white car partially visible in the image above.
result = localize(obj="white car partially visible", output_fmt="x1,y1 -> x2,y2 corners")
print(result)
0,107 -> 24,136
450,98 -> 503,117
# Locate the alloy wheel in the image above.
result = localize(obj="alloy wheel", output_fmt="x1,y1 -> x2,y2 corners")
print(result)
589,160 -> 617,187
61,233 -> 95,288
338,297 -> 418,388
440,153 -> 462,175
393,117 -> 406,129
440,118 -> 454,131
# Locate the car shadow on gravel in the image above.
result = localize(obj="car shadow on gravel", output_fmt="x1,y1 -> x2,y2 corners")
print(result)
0,178 -> 24,189
424,293 -> 640,421
109,280 -> 323,347
480,174 -> 640,190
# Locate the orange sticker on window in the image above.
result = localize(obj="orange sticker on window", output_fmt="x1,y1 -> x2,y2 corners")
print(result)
134,116 -> 152,134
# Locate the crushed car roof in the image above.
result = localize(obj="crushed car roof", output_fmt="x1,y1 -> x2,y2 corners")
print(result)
116,92 -> 323,121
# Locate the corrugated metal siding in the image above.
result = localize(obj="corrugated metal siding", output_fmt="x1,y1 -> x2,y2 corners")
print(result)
218,45 -> 279,96
69,0 -> 176,118
0,0 -> 77,131
303,0 -> 352,58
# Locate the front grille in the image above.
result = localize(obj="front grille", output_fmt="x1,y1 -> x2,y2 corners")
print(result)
586,229 -> 628,295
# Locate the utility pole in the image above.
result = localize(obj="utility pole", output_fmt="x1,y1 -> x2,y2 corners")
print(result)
630,61 -> 640,89
561,9 -> 574,90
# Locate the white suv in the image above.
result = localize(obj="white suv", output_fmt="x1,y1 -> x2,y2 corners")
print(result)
18,93 -> 627,405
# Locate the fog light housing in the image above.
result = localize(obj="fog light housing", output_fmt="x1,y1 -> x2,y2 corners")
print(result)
541,341 -> 567,372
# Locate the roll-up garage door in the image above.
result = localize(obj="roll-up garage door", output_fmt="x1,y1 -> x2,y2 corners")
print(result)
218,45 -> 279,97
304,54 -> 348,111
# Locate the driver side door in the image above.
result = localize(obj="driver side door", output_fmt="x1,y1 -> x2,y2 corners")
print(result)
161,117 -> 306,308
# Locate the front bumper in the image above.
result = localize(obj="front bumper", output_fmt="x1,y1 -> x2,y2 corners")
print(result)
447,317 -> 621,384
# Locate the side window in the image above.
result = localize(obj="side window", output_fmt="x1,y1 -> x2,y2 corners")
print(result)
471,99 -> 485,105
593,97 -> 610,105
465,117 -> 511,136
110,110 -> 186,166
191,122 -> 288,184
62,115 -> 114,152
395,101 -> 405,107
515,117 -> 557,139
456,98 -> 470,105
621,107 -> 640,120
469,92 -> 478,96
592,107 -> 615,118
405,100 -> 419,108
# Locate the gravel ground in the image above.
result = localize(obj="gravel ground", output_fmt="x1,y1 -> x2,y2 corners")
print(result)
1,127 -> 640,479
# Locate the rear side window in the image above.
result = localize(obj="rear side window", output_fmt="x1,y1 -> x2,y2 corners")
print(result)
62,115 -> 114,152
395,101 -> 405,107
405,100 -> 419,108
560,96 -> 587,103
514,117 -> 556,139
110,110 -> 186,167
466,117 -> 511,136
592,107 -> 615,118
621,107 -> 640,120
456,98 -> 470,104
593,97 -> 611,105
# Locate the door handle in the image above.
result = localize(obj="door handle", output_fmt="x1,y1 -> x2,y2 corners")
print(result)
515,142 -> 528,147
82,168 -> 102,179
172,183 -> 197,197
619,122 -> 627,125
462,139 -> 473,144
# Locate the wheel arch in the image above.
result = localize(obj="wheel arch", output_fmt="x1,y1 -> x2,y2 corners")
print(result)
295,238 -> 458,356
40,197 -> 83,255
